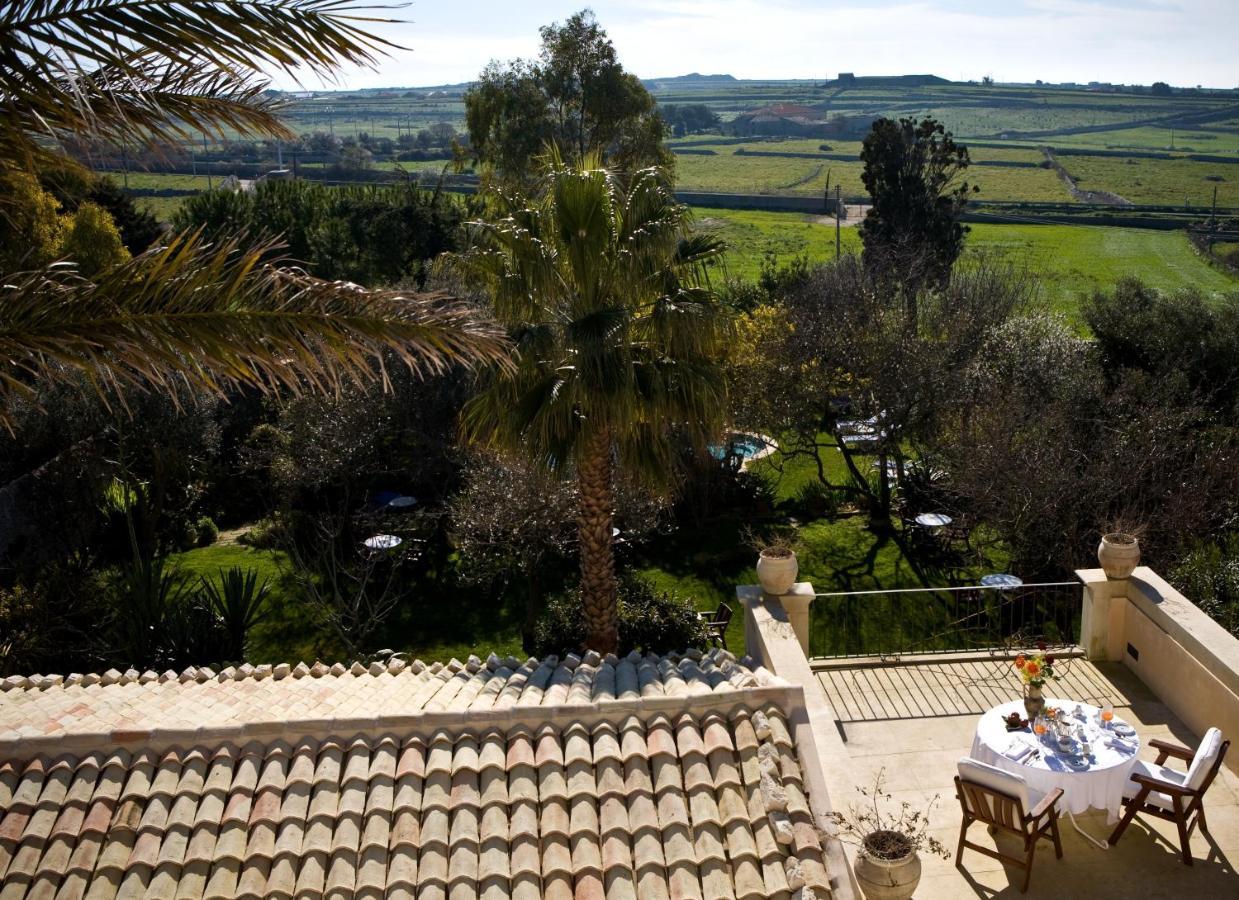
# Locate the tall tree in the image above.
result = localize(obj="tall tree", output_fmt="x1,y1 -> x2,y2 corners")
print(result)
0,1 -> 508,430
859,117 -> 977,295
455,156 -> 730,652
465,9 -> 670,181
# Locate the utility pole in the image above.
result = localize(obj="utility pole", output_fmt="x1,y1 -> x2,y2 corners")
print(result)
203,133 -> 212,190
835,184 -> 842,260
1211,184 -> 1219,225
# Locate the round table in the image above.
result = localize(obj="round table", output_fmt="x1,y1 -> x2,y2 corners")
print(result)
981,573 -> 1024,589
915,512 -> 953,528
363,534 -> 402,551
972,698 -> 1140,846
387,495 -> 418,509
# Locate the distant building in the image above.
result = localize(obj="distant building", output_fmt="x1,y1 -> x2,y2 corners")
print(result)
837,72 -> 857,86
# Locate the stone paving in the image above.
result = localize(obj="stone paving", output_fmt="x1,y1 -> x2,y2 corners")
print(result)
815,657 -> 1239,898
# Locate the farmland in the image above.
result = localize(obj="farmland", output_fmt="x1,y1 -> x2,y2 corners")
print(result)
692,208 -> 1237,318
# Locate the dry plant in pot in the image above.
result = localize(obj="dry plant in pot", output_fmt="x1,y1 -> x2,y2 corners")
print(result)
1098,519 -> 1146,580
832,769 -> 949,900
746,526 -> 800,595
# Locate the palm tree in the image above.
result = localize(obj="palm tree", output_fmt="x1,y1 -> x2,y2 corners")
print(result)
0,2 -> 508,428
456,157 -> 732,653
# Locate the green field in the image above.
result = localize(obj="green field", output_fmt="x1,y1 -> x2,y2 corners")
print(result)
1061,155 -> 1237,207
693,208 -> 1238,315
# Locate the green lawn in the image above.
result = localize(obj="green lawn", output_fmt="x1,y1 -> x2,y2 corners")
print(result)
1062,155 -> 1237,207
694,208 -> 1239,318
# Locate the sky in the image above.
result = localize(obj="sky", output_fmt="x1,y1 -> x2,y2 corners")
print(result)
281,1 -> 1239,91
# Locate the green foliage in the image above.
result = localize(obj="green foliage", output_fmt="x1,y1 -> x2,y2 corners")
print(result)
197,566 -> 271,661
531,575 -> 709,658
1171,535 -> 1239,637
194,516 -> 220,548
110,555 -> 231,669
60,201 -> 130,276
661,103 -> 720,137
174,179 -> 461,288
465,10 -> 670,180
860,117 -> 977,288
41,170 -> 162,254
0,171 -> 67,270
1085,278 -> 1239,413
458,158 -> 732,485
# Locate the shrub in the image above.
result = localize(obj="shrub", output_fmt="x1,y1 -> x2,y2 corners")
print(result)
531,575 -> 709,658
238,518 -> 283,549
194,516 -> 220,547
1171,536 -> 1239,638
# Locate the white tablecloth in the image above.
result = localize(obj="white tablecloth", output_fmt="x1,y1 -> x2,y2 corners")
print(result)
971,698 -> 1140,822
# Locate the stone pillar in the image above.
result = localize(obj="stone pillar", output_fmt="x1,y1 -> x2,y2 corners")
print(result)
1078,568 -> 1128,661
776,582 -> 816,657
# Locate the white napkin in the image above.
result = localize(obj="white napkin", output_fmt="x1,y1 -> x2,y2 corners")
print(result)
1106,735 -> 1136,752
1003,741 -> 1034,763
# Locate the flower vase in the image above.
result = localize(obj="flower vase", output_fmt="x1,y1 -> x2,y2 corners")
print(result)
1023,684 -> 1044,720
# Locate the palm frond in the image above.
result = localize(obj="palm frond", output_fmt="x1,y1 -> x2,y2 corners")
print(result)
0,1 -> 406,160
0,230 -> 510,431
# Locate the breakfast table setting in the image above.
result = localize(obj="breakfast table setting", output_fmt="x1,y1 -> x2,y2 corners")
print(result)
970,648 -> 1142,849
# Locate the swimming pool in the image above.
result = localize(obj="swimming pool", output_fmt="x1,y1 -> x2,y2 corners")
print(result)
708,432 -> 775,462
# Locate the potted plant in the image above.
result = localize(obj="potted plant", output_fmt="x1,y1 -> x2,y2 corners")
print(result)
1014,641 -> 1060,719
1098,523 -> 1143,580
749,528 -> 799,595
832,770 -> 949,900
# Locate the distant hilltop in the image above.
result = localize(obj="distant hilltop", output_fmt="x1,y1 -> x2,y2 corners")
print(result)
644,73 -> 738,83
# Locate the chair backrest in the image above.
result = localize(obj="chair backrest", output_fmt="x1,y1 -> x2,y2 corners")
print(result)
714,602 -> 733,628
957,757 -> 1030,830
1185,728 -> 1224,792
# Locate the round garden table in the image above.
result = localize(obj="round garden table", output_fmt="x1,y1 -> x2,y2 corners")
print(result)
971,697 -> 1140,848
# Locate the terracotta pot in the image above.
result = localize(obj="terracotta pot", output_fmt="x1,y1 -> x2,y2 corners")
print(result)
1097,533 -> 1140,579
756,550 -> 798,595
854,839 -> 922,900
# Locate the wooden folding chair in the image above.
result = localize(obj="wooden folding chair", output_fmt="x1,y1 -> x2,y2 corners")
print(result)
697,602 -> 733,649
1108,727 -> 1229,865
955,757 -> 1063,894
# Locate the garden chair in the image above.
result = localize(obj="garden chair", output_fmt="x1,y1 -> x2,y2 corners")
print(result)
697,602 -> 733,649
954,757 -> 1063,894
1107,727 -> 1229,865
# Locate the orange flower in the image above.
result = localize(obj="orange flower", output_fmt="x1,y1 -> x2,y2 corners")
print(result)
1024,661 -> 1041,677
1015,655 -> 1026,669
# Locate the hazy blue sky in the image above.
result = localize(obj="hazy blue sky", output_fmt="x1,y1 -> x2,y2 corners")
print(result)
285,1 -> 1239,90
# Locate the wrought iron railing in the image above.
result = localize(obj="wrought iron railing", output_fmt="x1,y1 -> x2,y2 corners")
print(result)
807,581 -> 1082,660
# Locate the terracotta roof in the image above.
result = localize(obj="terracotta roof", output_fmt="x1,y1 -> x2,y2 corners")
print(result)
0,650 -> 837,899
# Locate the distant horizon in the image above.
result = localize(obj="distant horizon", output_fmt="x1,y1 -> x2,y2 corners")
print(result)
269,1 -> 1239,93
274,72 -> 1238,94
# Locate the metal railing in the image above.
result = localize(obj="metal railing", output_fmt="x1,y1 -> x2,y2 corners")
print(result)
807,581 -> 1082,660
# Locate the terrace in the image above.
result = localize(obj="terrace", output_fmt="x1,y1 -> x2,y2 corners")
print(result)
741,566 -> 1239,898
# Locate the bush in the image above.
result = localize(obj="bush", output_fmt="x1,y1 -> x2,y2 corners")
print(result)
531,575 -> 709,658
238,518 -> 283,549
1171,535 -> 1239,638
194,516 -> 220,547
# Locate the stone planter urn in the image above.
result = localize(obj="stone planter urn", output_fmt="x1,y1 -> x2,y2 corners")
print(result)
756,548 -> 798,595
854,832 -> 922,900
1098,532 -> 1140,579
1023,683 -> 1045,720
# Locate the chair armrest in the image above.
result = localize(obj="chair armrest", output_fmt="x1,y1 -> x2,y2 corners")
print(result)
1148,738 -> 1194,762
1131,773 -> 1198,798
1027,787 -> 1064,823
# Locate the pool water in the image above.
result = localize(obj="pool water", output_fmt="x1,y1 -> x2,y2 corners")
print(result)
709,434 -> 769,460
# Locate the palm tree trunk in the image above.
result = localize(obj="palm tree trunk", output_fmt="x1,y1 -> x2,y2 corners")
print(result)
577,427 -> 618,653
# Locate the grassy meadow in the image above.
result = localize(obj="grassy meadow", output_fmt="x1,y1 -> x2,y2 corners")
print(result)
694,208 -> 1238,317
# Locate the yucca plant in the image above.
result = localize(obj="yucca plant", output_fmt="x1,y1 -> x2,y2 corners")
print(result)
198,565 -> 272,661
0,2 -> 509,429
455,154 -> 732,652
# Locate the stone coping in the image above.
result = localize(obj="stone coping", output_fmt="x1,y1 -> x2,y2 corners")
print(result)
1081,566 -> 1239,698
0,684 -> 802,761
